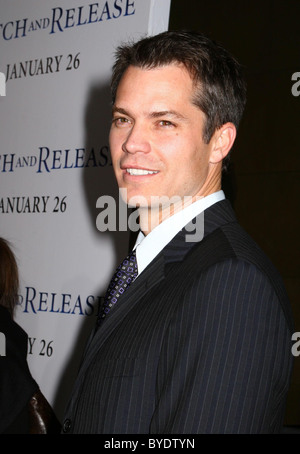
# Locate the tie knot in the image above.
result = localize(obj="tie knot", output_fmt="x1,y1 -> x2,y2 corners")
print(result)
119,250 -> 138,278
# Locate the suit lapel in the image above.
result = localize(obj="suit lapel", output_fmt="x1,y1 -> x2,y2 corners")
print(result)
76,199 -> 237,384
76,252 -> 166,382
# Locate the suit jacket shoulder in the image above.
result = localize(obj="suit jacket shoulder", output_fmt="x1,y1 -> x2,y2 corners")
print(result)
164,199 -> 294,332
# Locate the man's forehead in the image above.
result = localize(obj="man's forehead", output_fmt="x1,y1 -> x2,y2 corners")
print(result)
115,64 -> 196,102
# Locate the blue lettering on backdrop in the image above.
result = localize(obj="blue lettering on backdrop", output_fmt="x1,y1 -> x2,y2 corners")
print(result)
0,146 -> 112,173
18,287 -> 102,316
0,1 -> 136,41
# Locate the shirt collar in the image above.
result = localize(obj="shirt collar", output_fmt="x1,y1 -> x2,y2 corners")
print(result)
134,190 -> 225,275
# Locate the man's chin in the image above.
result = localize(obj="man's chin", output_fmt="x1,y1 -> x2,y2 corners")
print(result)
118,188 -> 151,208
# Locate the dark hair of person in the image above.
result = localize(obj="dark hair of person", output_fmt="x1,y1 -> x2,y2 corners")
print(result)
0,238 -> 19,317
111,30 -> 247,170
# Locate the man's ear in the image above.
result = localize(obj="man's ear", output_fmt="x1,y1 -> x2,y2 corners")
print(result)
209,123 -> 236,164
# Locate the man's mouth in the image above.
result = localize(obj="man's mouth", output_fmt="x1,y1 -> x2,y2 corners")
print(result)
126,168 -> 159,176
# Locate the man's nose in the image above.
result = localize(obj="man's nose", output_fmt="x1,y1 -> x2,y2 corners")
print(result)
122,123 -> 151,154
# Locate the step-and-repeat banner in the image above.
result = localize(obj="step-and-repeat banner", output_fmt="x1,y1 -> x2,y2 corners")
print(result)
0,0 -> 171,420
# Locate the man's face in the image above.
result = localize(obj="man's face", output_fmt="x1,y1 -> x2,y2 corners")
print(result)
109,64 -> 214,210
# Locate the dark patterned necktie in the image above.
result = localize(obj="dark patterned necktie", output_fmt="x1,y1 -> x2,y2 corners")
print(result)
97,249 -> 138,326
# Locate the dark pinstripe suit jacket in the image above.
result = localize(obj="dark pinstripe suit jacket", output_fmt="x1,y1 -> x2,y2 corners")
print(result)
63,199 -> 294,434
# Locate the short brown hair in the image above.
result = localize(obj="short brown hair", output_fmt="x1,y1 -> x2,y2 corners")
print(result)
0,238 -> 19,317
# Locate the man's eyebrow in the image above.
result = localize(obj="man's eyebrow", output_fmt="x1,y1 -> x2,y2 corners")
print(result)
112,106 -> 187,121
148,110 -> 187,121
112,106 -> 129,116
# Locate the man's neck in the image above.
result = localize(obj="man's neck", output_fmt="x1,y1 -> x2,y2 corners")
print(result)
139,182 -> 222,236
138,199 -> 191,236
138,193 -> 208,236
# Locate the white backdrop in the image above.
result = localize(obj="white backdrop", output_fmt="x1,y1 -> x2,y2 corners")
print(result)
0,0 -> 171,420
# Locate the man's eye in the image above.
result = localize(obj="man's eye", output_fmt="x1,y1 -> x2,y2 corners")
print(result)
159,120 -> 174,127
114,117 -> 130,126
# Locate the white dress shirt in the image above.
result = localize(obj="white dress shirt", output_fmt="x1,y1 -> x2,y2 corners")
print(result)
133,190 -> 225,276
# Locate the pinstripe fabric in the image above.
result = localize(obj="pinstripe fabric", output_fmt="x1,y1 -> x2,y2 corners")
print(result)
63,200 -> 294,434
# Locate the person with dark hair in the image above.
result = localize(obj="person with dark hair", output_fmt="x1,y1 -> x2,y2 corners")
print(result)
0,238 -> 60,434
63,31 -> 294,434
110,30 -> 247,172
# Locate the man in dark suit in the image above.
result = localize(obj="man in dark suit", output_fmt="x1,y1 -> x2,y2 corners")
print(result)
63,31 -> 294,434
